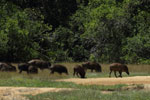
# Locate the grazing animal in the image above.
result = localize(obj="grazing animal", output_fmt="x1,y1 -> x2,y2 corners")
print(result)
109,63 -> 129,78
18,63 -> 38,74
82,62 -> 102,72
73,65 -> 86,78
28,59 -> 51,70
18,63 -> 29,74
0,62 -> 16,72
28,66 -> 38,74
50,64 -> 68,75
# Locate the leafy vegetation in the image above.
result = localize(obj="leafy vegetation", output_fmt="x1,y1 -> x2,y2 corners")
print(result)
0,0 -> 150,63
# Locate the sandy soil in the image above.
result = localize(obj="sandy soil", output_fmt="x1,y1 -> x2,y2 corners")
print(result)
1,76 -> 150,100
56,76 -> 150,85
0,87 -> 73,100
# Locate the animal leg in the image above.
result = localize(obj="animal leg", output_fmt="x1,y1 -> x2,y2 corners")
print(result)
76,72 -> 80,77
109,70 -> 112,77
114,71 -> 117,78
80,73 -> 85,78
50,70 -> 54,74
19,70 -> 22,74
119,71 -> 122,78
27,70 -> 29,74
65,72 -> 68,75
73,70 -> 76,76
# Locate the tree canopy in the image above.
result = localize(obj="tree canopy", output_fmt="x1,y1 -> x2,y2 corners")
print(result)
0,0 -> 150,64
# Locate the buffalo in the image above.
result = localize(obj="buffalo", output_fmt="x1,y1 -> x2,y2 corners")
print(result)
28,66 -> 38,74
0,62 -> 16,72
28,59 -> 51,70
82,62 -> 102,72
18,63 -> 29,74
73,65 -> 86,78
50,64 -> 68,75
18,63 -> 38,74
109,63 -> 129,78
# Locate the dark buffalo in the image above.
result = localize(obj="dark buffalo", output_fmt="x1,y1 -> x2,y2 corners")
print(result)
73,65 -> 86,78
28,66 -> 38,74
28,59 -> 51,70
18,63 -> 29,74
50,64 -> 68,75
0,62 -> 16,72
18,63 -> 38,74
109,63 -> 129,78
82,62 -> 102,72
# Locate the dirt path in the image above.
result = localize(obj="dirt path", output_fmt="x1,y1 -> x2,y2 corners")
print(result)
0,87 -> 73,100
57,76 -> 150,85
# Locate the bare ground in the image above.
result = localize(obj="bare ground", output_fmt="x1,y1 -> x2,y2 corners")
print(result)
0,87 -> 73,100
1,76 -> 150,100
56,76 -> 150,85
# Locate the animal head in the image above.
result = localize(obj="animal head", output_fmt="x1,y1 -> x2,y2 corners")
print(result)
81,75 -> 85,78
80,72 -> 86,78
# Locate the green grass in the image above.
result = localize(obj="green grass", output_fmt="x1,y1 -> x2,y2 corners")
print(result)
0,63 -> 150,100
0,63 -> 149,87
27,89 -> 150,100
0,73 -> 126,90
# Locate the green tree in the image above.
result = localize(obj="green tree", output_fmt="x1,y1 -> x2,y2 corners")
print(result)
75,0 -> 132,62
122,10 -> 150,64
0,2 -> 52,61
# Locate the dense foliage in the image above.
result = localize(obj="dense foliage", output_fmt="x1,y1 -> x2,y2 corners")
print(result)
0,0 -> 150,63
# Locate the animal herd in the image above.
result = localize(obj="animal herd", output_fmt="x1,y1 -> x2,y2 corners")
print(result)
0,59 -> 130,78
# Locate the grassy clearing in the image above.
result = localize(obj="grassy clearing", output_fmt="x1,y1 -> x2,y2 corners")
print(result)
27,89 -> 150,100
0,72 -> 126,90
0,63 -> 150,100
0,63 -> 149,87
87,64 -> 150,78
